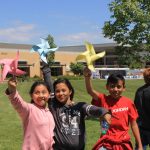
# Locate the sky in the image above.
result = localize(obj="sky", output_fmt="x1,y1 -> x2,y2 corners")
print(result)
0,0 -> 114,47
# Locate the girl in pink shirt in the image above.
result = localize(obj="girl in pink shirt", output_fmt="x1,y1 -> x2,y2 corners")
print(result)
6,77 -> 55,150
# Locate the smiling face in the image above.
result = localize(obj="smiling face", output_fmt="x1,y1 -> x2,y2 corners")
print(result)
55,83 -> 72,104
31,84 -> 50,107
106,79 -> 125,100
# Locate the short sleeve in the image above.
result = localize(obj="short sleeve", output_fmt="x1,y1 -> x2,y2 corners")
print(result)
91,93 -> 104,107
91,98 -> 101,106
128,101 -> 138,122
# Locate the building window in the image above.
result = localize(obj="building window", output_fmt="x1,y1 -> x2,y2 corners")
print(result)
18,61 -> 29,76
51,67 -> 63,76
51,62 -> 63,76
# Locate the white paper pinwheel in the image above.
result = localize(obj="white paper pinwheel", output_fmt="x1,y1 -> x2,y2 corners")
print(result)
30,38 -> 58,63
76,41 -> 105,71
0,51 -> 26,82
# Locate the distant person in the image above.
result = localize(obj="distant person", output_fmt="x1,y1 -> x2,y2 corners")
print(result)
134,68 -> 150,150
83,67 -> 143,150
41,63 -> 111,150
6,77 -> 55,150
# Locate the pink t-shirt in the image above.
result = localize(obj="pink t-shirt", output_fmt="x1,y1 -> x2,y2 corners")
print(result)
8,91 -> 55,150
92,93 -> 138,142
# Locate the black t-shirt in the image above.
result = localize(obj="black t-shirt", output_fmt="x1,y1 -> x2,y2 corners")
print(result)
49,100 -> 86,150
49,100 -> 107,150
134,84 -> 150,130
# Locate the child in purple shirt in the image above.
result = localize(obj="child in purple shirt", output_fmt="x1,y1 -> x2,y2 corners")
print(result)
6,77 -> 55,150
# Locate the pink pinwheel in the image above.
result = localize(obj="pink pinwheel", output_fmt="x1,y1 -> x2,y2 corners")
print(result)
0,51 -> 26,82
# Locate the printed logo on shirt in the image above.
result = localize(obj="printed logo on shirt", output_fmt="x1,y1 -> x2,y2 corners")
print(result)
112,107 -> 128,113
59,110 -> 81,135
72,110 -> 80,116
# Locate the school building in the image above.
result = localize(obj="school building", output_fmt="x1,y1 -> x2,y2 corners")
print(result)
0,42 -> 129,78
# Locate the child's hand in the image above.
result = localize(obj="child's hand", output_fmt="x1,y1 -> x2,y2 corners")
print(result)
103,113 -> 111,124
8,77 -> 17,93
68,101 -> 75,106
137,147 -> 143,150
83,67 -> 92,77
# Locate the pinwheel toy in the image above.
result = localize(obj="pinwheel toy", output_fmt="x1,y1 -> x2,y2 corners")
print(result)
30,38 -> 58,63
0,51 -> 26,82
76,41 -> 105,71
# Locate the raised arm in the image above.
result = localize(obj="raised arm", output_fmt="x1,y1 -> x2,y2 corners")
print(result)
6,77 -> 29,120
41,61 -> 54,97
83,67 -> 99,100
7,77 -> 17,94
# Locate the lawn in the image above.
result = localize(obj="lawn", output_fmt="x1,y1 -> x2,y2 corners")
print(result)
0,79 -> 147,150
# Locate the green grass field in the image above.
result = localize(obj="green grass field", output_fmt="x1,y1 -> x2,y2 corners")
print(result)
0,79 -> 149,150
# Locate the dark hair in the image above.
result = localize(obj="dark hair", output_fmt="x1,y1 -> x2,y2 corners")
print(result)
106,74 -> 125,87
53,78 -> 74,100
143,68 -> 150,84
30,80 -> 51,103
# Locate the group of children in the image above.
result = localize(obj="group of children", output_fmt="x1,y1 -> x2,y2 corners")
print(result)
5,61 -> 150,150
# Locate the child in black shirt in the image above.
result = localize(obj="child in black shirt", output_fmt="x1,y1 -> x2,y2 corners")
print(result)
42,63 -> 111,150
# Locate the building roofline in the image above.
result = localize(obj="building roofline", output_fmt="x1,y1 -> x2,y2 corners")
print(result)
0,42 -> 118,52
0,42 -> 32,49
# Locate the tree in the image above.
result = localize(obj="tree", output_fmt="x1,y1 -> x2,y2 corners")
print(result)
70,62 -> 84,75
46,34 -> 57,65
103,0 -> 150,68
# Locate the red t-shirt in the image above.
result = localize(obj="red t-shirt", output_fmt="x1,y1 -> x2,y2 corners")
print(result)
92,93 -> 138,150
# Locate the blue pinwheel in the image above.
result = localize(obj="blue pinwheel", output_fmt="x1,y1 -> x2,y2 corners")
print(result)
30,38 -> 58,63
